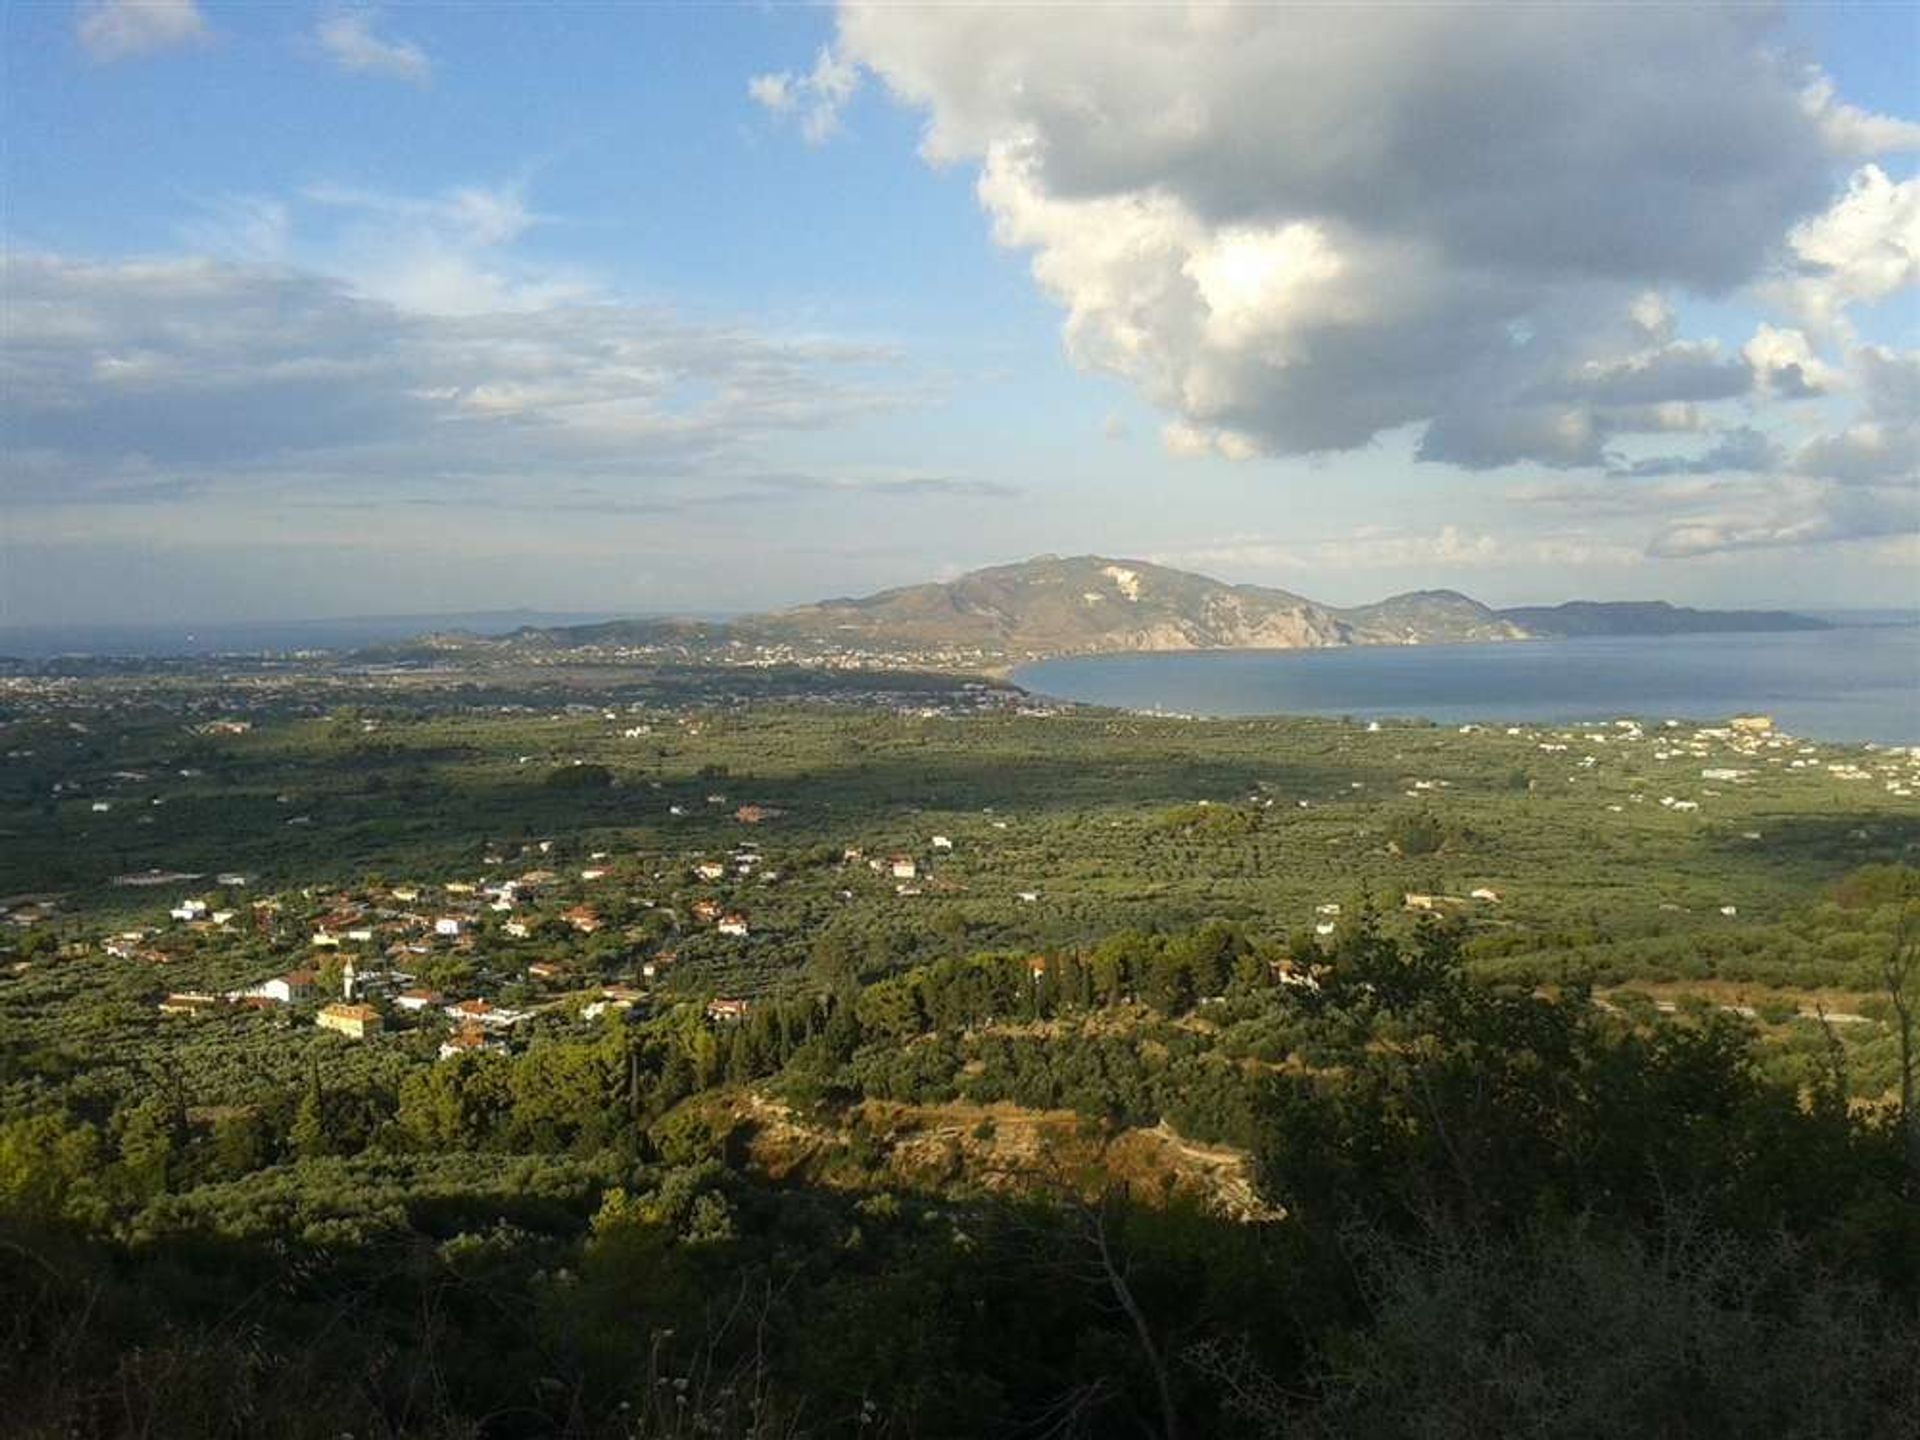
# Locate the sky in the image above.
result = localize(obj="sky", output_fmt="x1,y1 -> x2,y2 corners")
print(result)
1,1 -> 1916,625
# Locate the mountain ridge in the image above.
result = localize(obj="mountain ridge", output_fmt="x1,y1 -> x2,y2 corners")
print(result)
431,555 -> 1830,665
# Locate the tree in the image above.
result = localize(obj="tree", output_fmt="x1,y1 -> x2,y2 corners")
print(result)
288,1080 -> 332,1160
209,1110 -> 265,1178
0,1113 -> 102,1221
1387,810 -> 1445,857
809,931 -> 860,989
116,1098 -> 183,1199
856,977 -> 926,1043
1883,920 -> 1918,1191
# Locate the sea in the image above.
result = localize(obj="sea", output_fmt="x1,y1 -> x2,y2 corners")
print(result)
1014,624 -> 1920,745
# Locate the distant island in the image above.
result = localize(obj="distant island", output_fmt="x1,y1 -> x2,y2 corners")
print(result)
411,555 -> 1831,669
1495,599 -> 1833,637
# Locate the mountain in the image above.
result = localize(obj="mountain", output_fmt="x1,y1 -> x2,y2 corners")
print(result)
484,556 -> 1531,661
1497,600 -> 1833,638
747,555 -> 1360,655
426,556 -> 1831,665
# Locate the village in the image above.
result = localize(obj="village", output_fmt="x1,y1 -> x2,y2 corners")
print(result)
94,825 -> 992,1062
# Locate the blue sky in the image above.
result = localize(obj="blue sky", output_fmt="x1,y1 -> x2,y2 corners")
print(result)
2,2 -> 1915,624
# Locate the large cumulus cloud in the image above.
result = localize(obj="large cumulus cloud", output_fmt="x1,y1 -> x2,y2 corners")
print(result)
767,3 -> 1916,477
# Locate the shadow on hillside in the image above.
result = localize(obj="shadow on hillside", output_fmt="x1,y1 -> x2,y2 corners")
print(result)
7,1130 -> 1914,1440
1707,811 -> 1920,878
0,1165 -> 1283,1440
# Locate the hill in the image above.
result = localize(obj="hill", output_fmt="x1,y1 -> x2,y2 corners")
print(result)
1337,588 -> 1527,645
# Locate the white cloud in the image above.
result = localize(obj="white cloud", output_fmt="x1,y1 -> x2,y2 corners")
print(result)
1743,324 -> 1838,398
1772,165 -> 1919,339
1160,525 -> 1645,579
1604,403 -> 1711,437
748,46 -> 860,144
1801,77 -> 1920,158
1793,423 -> 1918,485
1162,420 -> 1258,461
1617,427 -> 1784,479
1648,481 -> 1918,557
176,195 -> 293,266
292,180 -> 572,314
1544,341 -> 1753,408
1785,345 -> 1919,485
747,73 -> 793,112
305,181 -> 533,246
76,0 -> 207,62
0,248 -> 912,520
774,4 -> 1917,479
314,7 -> 431,84
1514,455 -> 1914,561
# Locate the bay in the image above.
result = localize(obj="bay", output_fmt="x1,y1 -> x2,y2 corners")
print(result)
1014,625 -> 1920,744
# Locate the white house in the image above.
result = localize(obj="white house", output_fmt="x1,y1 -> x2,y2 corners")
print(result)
434,917 -> 463,938
445,998 -> 523,1029
235,970 -> 316,1005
